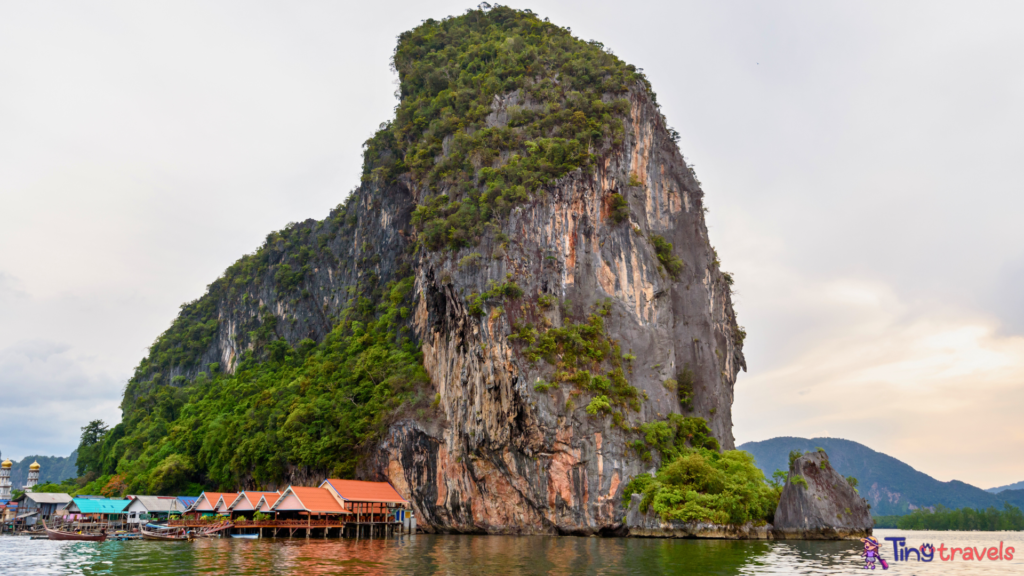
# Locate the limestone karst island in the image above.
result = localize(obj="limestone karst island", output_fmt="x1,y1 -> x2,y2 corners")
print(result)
3,6 -> 871,544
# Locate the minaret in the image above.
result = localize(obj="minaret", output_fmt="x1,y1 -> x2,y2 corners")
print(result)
0,459 -> 11,500
25,461 -> 40,492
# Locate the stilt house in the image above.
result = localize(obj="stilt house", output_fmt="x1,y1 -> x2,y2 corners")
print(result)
319,479 -> 410,525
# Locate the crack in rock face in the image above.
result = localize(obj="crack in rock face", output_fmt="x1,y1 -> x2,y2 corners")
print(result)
369,86 -> 746,535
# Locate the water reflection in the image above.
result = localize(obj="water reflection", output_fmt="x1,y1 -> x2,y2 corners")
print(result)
0,529 -> 1020,575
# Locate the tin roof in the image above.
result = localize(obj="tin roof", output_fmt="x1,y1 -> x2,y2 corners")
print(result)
321,479 -> 409,504
127,496 -> 187,513
23,493 -> 73,504
70,498 -> 132,514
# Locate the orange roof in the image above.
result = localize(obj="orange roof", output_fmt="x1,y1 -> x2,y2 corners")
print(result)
273,486 -> 349,514
194,492 -> 236,510
213,493 -> 239,510
321,479 -> 409,504
229,491 -> 279,509
254,493 -> 283,510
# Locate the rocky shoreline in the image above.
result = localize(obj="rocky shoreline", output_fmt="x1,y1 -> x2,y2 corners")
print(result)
623,449 -> 875,541
625,494 -> 773,539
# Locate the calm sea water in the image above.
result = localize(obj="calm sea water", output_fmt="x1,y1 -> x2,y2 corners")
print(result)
1,529 -> 1021,575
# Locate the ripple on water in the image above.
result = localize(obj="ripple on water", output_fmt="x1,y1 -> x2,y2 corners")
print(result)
0,529 -> 1021,575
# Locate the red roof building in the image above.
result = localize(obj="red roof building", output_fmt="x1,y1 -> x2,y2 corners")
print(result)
227,491 -> 280,513
252,493 -> 281,513
319,479 -> 409,505
191,492 -> 237,514
318,479 -> 409,519
271,486 -> 349,515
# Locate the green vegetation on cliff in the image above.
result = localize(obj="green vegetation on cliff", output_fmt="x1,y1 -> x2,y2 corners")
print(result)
623,416 -> 781,525
508,297 -> 644,425
366,6 -> 650,251
77,272 -> 428,494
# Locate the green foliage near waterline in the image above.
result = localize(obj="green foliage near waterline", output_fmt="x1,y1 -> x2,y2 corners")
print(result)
365,6 -> 651,251
622,416 -> 781,525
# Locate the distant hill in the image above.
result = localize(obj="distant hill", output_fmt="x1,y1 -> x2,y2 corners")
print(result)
738,437 -> 1024,516
4,451 -> 78,489
987,480 -> 1024,493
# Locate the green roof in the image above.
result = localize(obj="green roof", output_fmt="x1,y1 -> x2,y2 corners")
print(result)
71,498 -> 132,514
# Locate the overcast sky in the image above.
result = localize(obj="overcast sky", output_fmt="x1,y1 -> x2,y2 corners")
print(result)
1,1 -> 1022,488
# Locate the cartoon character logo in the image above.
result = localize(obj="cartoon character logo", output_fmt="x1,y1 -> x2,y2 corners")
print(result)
861,536 -> 889,570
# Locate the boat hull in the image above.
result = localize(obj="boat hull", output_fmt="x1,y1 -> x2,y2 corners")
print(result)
141,528 -> 193,541
45,528 -> 107,542
231,533 -> 258,539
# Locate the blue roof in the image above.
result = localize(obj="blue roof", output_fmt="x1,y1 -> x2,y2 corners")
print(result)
177,496 -> 199,508
71,498 -> 132,514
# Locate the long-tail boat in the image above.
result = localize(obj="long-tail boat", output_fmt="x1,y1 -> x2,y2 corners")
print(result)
141,525 -> 194,541
43,521 -> 107,542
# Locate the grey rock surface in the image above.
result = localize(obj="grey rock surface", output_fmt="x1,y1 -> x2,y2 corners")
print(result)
373,85 -> 745,534
143,84 -> 745,535
773,450 -> 873,540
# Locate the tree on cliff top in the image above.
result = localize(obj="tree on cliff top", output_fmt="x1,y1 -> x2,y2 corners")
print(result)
75,420 -> 108,477
366,6 -> 657,251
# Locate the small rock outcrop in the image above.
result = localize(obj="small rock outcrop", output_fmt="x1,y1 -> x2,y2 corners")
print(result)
625,494 -> 772,539
773,450 -> 872,540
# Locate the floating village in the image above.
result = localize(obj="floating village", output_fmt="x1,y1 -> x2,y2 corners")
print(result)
0,459 -> 414,541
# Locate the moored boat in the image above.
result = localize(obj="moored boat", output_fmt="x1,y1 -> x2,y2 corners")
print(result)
43,521 -> 107,542
141,527 -> 194,541
230,533 -> 258,539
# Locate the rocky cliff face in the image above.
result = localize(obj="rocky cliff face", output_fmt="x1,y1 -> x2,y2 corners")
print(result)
773,451 -> 872,540
118,8 -> 745,535
371,85 -> 744,534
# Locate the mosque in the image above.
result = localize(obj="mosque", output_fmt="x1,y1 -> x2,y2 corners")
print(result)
1,459 -> 45,525
0,457 -> 40,500
0,458 -> 11,500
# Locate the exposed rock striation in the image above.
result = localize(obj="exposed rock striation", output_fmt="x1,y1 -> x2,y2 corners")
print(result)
773,451 -> 872,540
367,82 -> 745,534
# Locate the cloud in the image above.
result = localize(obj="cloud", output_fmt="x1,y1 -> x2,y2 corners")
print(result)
734,275 -> 1024,487
1,0 -> 1023,489
0,271 -> 26,304
990,255 -> 1024,335
0,340 -> 121,461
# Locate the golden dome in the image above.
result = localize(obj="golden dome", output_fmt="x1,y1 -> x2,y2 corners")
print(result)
1,459 -> 11,469
29,461 -> 40,470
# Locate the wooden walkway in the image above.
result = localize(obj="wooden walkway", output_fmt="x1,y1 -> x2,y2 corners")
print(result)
167,519 -> 404,539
